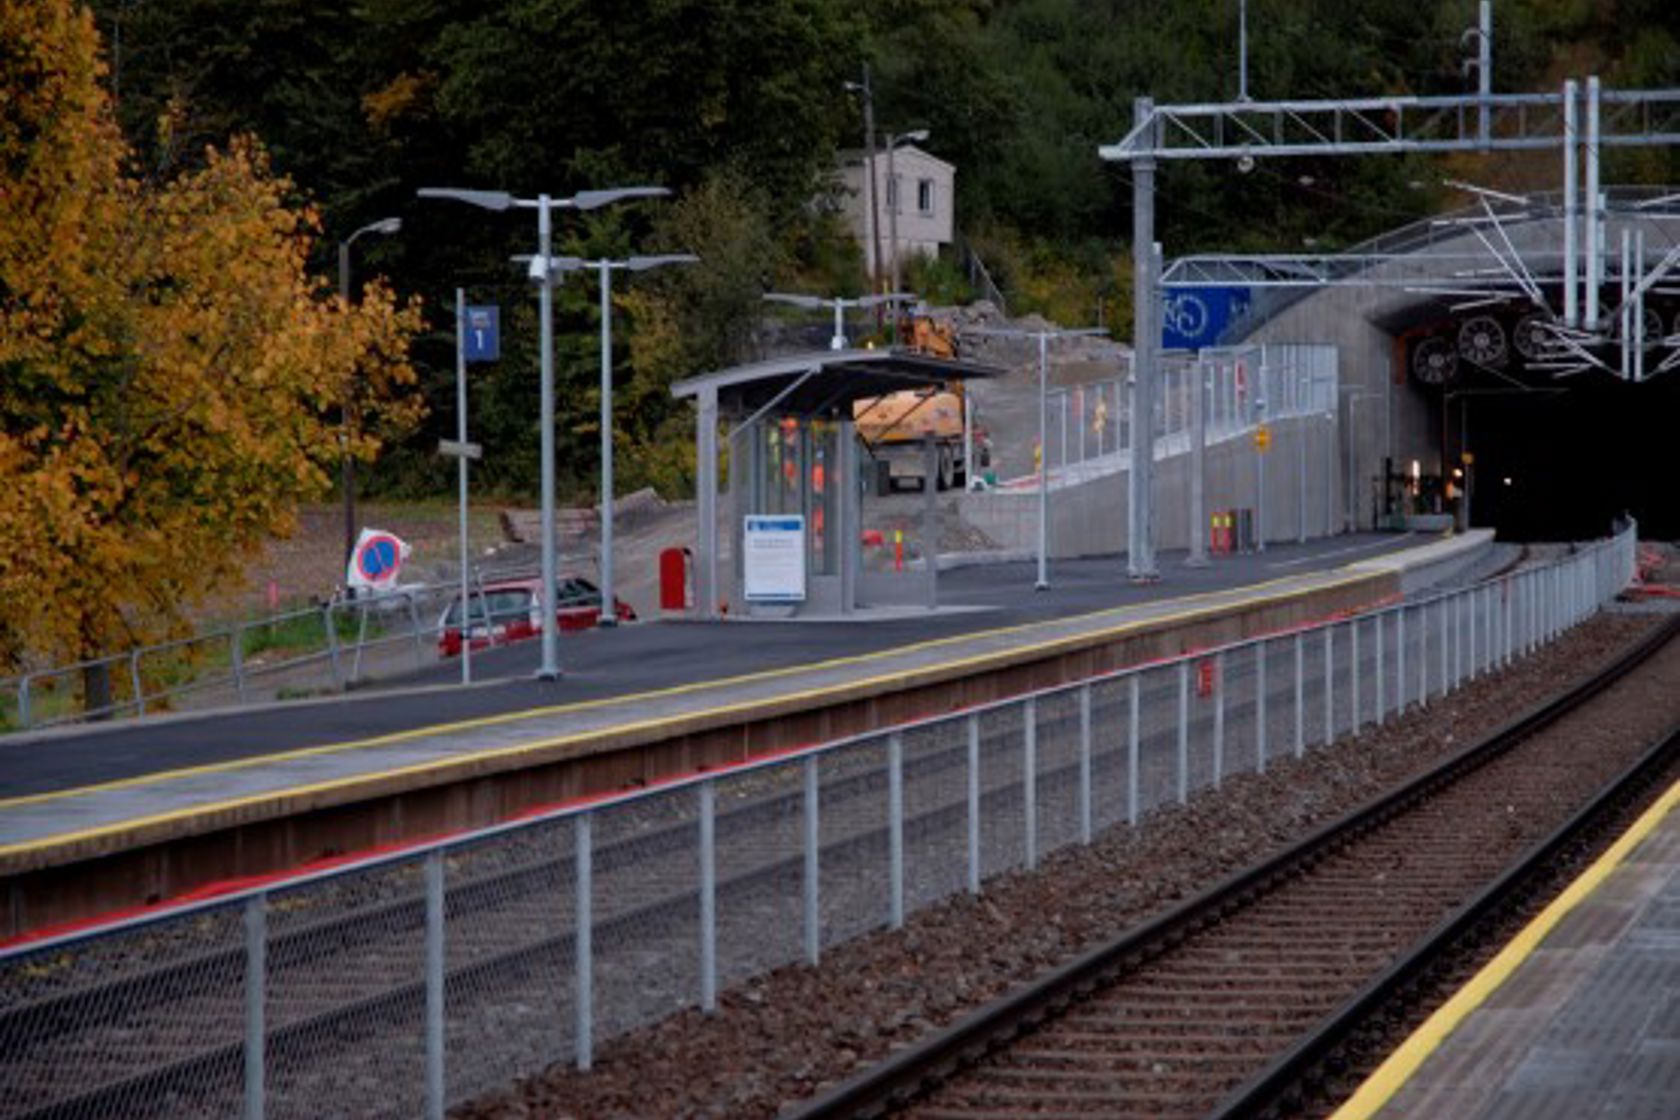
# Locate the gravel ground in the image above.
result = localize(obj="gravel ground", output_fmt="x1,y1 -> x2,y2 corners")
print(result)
454,602 -> 1674,1120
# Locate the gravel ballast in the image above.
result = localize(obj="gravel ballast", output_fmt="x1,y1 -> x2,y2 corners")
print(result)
455,609 -> 1675,1120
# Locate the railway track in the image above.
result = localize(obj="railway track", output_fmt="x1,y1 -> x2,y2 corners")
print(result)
791,612 -> 1680,1120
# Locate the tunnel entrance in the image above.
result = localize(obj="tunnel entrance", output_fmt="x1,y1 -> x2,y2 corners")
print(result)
1447,373 -> 1679,541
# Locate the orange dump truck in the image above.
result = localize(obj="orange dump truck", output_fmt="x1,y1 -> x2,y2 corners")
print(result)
853,384 -> 984,492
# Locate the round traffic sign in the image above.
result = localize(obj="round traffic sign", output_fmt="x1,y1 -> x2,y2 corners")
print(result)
355,533 -> 404,585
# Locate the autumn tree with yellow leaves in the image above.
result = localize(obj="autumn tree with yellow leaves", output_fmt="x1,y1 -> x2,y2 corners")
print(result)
0,0 -> 423,688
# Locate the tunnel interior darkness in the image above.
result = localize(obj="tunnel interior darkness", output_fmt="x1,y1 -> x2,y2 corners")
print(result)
1444,372 -> 1679,541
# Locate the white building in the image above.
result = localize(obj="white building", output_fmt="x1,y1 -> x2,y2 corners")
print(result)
837,144 -> 955,278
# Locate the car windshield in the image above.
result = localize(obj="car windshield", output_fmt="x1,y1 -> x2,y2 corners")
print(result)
442,588 -> 533,627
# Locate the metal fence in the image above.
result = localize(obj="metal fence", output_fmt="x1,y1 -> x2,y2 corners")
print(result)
0,522 -> 1637,1120
1041,343 -> 1337,478
0,571 -> 574,732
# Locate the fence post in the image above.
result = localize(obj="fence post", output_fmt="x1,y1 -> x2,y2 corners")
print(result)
966,714 -> 981,895
1022,702 -> 1038,870
19,674 -> 31,730
243,893 -> 267,1120
324,602 -> 344,690
425,850 -> 445,1120
130,650 -> 146,716
804,754 -> 821,961
1374,613 -> 1385,725
889,731 -> 906,924
1078,685 -> 1092,845
231,627 -> 248,703
1323,626 -> 1334,744
1396,606 -> 1407,714
1440,597 -> 1451,697
699,779 -> 717,1010
409,593 -> 426,670
1127,675 -> 1141,825
1176,662 -> 1190,804
1350,620 -> 1361,733
1293,633 -> 1305,758
575,813 -> 593,1071
1255,640 -> 1268,774
1212,652 -> 1225,786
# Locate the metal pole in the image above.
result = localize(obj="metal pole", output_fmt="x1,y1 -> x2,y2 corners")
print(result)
889,731 -> 905,925
887,139 -> 902,330
537,196 -> 560,679
1238,0 -> 1249,101
1127,674 -> 1141,825
861,65 -> 881,294
699,779 -> 717,1009
1187,356 -> 1208,566
338,242 -> 358,574
1477,1 -> 1492,148
425,851 -> 445,1120
1374,612 -> 1385,722
1079,684 -> 1093,845
1323,626 -> 1334,743
967,713 -> 981,893
1255,387 -> 1266,553
803,755 -> 820,963
243,894 -> 266,1120
1293,632 -> 1304,758
574,813 -> 592,1070
1621,227 -> 1632,378
1564,79 -> 1580,328
1585,76 -> 1601,331
1023,699 -> 1038,869
1212,651 -> 1225,785
599,262 -> 619,624
1036,333 -> 1050,589
1350,619 -> 1361,731
1128,97 -> 1159,580
456,290 -> 472,684
1176,660 -> 1189,804
1256,639 -> 1268,772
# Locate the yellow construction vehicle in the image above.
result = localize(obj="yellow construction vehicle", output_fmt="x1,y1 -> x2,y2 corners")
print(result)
853,315 -> 985,492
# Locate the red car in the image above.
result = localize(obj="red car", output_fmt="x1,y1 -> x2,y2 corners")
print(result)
436,576 -> 635,657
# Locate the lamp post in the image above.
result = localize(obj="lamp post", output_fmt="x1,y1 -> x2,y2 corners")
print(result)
883,129 -> 930,332
587,253 -> 698,627
964,325 -> 1105,589
337,216 -> 402,573
843,66 -> 882,294
763,291 -> 910,350
417,186 -> 668,680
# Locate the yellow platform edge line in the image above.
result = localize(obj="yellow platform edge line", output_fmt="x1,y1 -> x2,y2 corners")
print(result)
1330,775 -> 1680,1120
0,570 -> 1374,861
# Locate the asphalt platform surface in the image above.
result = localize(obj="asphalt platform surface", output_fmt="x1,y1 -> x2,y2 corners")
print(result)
1,535 -> 1423,801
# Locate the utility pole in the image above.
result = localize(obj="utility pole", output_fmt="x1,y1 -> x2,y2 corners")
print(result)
846,66 -> 883,295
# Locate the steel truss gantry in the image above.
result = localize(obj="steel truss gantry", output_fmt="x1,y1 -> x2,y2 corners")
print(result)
1101,79 -> 1680,578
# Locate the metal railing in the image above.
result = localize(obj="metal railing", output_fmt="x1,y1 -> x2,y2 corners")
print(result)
0,571 -> 593,732
1028,343 -> 1337,484
0,521 -> 1637,1120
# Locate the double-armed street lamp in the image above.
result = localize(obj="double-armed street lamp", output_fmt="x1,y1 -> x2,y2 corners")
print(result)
575,253 -> 698,626
762,291 -> 911,350
417,186 -> 668,680
337,216 -> 403,572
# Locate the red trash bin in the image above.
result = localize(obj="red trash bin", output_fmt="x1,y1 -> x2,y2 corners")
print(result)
659,547 -> 692,611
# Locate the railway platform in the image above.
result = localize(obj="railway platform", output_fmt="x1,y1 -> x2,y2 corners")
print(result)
0,531 -> 1497,938
1341,773 -> 1680,1119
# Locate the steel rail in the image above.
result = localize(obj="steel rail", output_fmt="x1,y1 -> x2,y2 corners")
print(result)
786,611 -> 1680,1119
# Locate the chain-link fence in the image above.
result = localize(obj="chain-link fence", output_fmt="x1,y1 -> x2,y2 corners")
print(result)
0,522 -> 1637,1120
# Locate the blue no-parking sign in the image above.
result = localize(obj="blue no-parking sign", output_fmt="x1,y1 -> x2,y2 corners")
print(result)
347,528 -> 411,592
463,305 -> 499,362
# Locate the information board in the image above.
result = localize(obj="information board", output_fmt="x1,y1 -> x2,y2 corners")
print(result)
743,515 -> 806,602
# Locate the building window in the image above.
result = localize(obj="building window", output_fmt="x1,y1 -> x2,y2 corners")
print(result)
918,178 -> 934,215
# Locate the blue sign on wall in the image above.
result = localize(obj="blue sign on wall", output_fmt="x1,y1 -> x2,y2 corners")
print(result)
1161,286 -> 1252,350
463,305 -> 500,363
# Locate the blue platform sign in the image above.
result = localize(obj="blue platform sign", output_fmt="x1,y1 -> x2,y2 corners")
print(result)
1161,286 -> 1252,350
463,305 -> 500,363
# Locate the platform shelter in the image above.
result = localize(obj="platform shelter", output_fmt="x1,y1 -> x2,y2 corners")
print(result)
672,348 -> 1004,620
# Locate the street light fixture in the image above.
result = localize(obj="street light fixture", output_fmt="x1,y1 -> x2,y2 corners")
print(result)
762,291 -> 911,350
584,253 -> 699,627
964,325 -> 1106,590
336,216 -> 403,575
843,66 -> 883,295
418,185 -> 669,680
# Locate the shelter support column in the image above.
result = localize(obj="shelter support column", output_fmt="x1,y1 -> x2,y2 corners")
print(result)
697,386 -> 719,620
837,418 -> 858,614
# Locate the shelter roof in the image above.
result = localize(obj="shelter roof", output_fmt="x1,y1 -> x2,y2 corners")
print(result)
671,347 -> 1006,417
